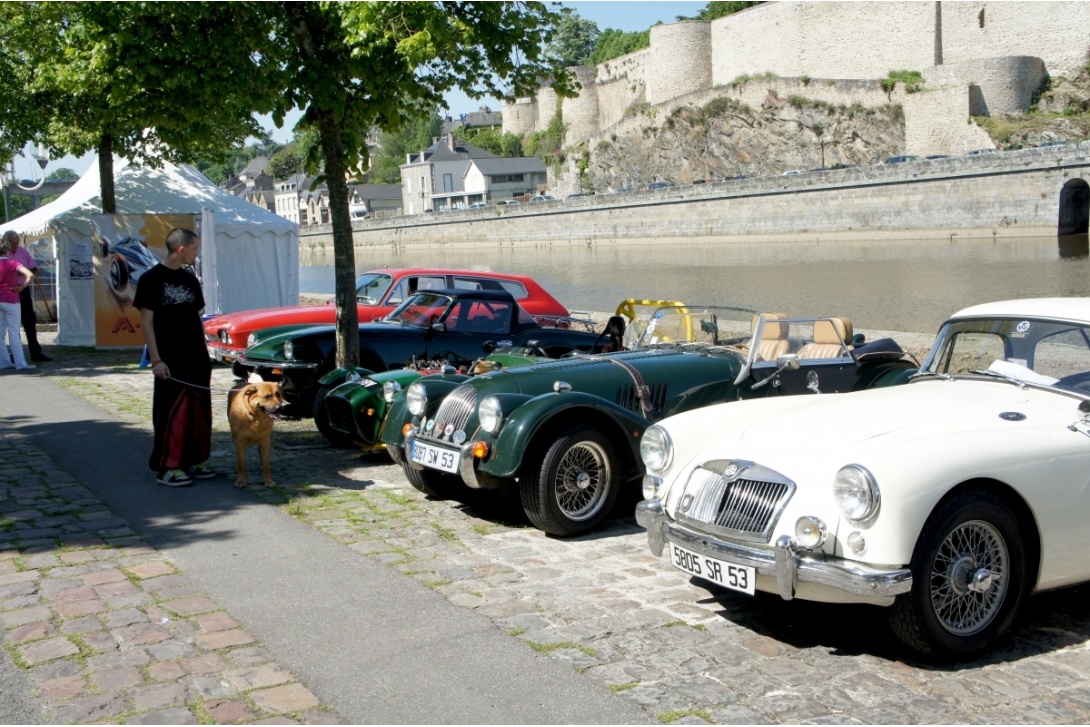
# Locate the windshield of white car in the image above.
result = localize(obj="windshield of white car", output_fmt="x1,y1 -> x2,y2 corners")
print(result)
354,273 -> 393,305
923,317 -> 1090,392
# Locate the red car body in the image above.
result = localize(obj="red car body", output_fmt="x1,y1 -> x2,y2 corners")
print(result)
204,268 -> 569,363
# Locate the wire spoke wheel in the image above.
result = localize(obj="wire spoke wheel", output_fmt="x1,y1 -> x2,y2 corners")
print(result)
929,519 -> 1008,636
552,441 -> 611,521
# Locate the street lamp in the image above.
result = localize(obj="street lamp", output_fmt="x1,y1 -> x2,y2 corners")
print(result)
2,144 -> 50,222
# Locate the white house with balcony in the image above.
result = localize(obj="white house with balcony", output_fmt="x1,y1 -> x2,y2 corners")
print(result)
400,134 -> 548,214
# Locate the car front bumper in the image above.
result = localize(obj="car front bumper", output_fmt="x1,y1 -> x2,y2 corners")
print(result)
635,499 -> 912,601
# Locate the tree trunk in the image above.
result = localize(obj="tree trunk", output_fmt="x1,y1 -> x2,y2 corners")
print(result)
98,132 -> 115,214
315,108 -> 360,370
283,1 -> 359,369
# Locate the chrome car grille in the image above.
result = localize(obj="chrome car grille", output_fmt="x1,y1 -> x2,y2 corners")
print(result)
675,460 -> 794,543
419,384 -> 477,441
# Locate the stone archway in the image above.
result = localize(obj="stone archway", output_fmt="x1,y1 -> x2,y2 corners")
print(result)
1058,178 -> 1090,235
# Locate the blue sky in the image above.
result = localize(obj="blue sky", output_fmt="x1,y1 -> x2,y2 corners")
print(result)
43,2 -> 708,178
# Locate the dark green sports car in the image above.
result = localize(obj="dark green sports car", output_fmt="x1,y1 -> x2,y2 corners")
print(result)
381,309 -> 918,537
233,288 -> 623,416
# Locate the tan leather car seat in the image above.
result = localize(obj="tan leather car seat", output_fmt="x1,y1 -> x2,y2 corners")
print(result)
797,318 -> 853,359
753,313 -> 789,361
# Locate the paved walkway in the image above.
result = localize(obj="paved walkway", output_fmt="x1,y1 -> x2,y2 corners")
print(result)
5,333 -> 1090,724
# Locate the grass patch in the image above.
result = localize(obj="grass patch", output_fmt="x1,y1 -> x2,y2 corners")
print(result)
430,522 -> 459,542
380,490 -> 417,507
507,627 -> 525,637
421,578 -> 453,589
526,640 -> 596,657
471,524 -> 490,536
188,698 -> 217,725
0,517 -> 14,532
881,69 -> 925,95
610,681 -> 640,692
659,708 -> 712,724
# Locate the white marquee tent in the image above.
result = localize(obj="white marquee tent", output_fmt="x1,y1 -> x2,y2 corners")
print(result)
9,157 -> 299,345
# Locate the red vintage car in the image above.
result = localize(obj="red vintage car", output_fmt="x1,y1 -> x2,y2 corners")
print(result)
204,268 -> 570,363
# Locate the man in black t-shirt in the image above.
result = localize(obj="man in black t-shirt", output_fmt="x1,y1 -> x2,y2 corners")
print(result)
133,228 -> 215,487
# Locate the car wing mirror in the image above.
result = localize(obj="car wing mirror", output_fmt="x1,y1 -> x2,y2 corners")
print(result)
1067,400 -> 1090,438
430,322 -> 446,333
751,353 -> 801,390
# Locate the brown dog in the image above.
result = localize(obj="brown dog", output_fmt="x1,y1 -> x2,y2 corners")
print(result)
227,379 -> 285,487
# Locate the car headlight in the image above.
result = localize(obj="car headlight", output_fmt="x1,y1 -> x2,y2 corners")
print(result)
640,425 -> 673,473
833,464 -> 880,521
383,380 -> 401,403
247,333 -> 258,348
283,340 -> 294,360
479,396 -> 503,435
406,382 -> 427,416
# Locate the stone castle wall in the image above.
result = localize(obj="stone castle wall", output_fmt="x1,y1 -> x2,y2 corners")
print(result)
503,1 -> 1090,153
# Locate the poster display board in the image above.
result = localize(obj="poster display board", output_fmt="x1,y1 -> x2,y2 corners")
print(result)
91,214 -> 197,348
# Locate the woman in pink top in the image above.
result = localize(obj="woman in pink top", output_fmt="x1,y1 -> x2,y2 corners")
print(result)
0,235 -> 34,369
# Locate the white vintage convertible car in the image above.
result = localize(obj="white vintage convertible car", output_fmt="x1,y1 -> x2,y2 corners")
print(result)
636,298 -> 1090,660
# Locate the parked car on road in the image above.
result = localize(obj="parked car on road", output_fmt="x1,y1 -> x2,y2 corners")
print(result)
884,155 -> 922,164
648,181 -> 676,189
234,288 -> 617,417
383,309 -> 917,537
637,297 -> 1090,660
319,299 -> 680,449
204,269 -> 568,364
529,195 -> 555,203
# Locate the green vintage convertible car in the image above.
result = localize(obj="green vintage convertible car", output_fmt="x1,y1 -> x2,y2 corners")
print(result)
315,299 -> 686,449
381,309 -> 918,536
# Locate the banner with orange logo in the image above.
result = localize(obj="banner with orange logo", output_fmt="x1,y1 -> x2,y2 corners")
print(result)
91,214 -> 197,348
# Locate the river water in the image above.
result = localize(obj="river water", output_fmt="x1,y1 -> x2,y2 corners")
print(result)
298,235 -> 1090,336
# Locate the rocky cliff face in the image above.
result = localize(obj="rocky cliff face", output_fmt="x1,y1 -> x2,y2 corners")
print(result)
551,68 -> 1090,196
560,91 -> 906,194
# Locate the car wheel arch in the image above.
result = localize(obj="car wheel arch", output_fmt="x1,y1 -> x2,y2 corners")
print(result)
913,477 -> 1042,590
520,406 -> 638,480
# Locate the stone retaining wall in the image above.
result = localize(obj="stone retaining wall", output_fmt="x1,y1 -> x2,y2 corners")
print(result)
299,144 -> 1090,250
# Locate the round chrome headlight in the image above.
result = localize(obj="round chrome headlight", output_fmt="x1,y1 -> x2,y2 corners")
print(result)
834,464 -> 880,521
479,396 -> 503,435
406,382 -> 427,416
283,340 -> 294,360
794,516 -> 827,549
383,380 -> 402,403
246,333 -> 258,348
640,425 -> 673,473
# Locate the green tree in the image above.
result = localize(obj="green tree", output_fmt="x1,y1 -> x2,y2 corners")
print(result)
45,168 -> 79,182
2,3 -> 290,213
546,8 -> 599,67
677,2 -> 763,21
278,2 -> 575,368
458,127 -> 524,157
369,105 -> 443,185
586,28 -> 651,65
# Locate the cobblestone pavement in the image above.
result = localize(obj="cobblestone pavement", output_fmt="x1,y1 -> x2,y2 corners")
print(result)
7,335 -> 1090,724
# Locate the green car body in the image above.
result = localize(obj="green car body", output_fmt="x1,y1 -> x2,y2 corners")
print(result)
317,345 -> 554,450
381,309 -> 918,537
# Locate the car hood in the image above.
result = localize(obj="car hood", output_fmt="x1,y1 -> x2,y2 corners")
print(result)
205,305 -> 334,329
736,379 -> 1042,454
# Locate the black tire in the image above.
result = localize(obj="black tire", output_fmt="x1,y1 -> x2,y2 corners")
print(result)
889,491 -> 1026,660
110,257 -> 129,293
312,385 -> 356,447
402,461 -> 467,499
519,425 -> 621,537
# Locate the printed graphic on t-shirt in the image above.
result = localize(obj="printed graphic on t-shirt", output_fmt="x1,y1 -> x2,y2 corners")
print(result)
162,283 -> 196,306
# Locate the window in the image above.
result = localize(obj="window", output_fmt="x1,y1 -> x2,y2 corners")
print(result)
443,173 -> 453,193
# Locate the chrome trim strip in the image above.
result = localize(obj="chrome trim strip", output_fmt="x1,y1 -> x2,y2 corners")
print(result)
639,502 -> 912,599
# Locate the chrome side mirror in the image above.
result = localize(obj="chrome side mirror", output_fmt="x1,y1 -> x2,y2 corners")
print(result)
752,354 -> 801,390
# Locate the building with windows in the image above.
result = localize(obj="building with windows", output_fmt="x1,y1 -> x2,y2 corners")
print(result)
400,134 -> 547,214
